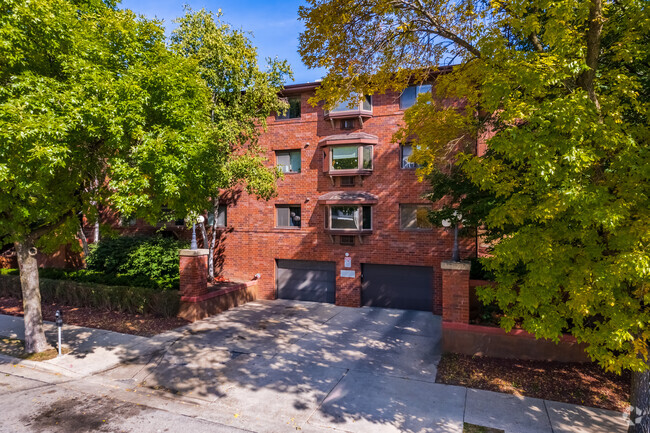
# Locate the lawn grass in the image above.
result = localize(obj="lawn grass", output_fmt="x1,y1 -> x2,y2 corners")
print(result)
463,423 -> 504,433
0,337 -> 69,361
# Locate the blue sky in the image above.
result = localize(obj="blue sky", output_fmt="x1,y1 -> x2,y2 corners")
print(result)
119,0 -> 325,84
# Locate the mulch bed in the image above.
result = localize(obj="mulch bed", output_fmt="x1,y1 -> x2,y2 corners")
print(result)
0,297 -> 189,337
436,353 -> 630,412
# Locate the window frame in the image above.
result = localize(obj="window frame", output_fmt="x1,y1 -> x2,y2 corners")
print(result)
329,144 -> 373,173
207,206 -> 227,228
275,149 -> 301,174
326,205 -> 372,232
399,204 -> 433,231
276,96 -> 301,120
399,84 -> 432,110
275,204 -> 302,229
329,94 -> 373,115
400,144 -> 420,170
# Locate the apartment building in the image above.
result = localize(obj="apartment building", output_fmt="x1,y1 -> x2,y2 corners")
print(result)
219,81 -> 477,314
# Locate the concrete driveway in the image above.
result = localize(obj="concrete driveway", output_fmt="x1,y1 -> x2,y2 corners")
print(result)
100,299 -> 455,433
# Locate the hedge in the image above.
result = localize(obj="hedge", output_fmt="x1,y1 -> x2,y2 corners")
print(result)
0,275 -> 179,318
86,236 -> 187,291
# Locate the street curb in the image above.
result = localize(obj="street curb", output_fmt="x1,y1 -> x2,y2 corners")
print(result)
0,352 -> 83,378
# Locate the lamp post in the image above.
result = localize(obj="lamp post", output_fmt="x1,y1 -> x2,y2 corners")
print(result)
190,215 -> 205,250
442,211 -> 462,262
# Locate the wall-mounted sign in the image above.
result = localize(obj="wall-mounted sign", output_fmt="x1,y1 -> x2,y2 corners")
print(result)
344,257 -> 351,268
340,270 -> 355,278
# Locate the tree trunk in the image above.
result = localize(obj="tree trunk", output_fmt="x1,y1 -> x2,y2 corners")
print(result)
93,219 -> 100,244
208,196 -> 220,281
629,367 -> 650,433
78,222 -> 90,264
14,239 -> 51,353
199,221 -> 208,250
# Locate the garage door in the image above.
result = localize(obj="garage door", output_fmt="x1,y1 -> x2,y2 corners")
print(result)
276,259 -> 336,303
361,264 -> 433,311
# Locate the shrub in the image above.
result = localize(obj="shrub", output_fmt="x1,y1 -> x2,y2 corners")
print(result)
86,236 -> 188,291
0,275 -> 179,317
469,257 -> 494,281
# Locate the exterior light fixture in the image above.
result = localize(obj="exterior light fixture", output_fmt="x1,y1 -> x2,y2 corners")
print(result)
442,212 -> 462,262
190,215 -> 204,250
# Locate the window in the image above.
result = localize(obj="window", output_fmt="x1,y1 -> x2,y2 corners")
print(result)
276,205 -> 301,228
400,204 -> 432,230
341,119 -> 355,130
400,144 -> 420,169
330,94 -> 372,113
340,176 -> 355,187
330,145 -> 373,171
277,96 -> 301,119
340,235 -> 355,246
207,206 -> 227,227
327,205 -> 372,231
276,150 -> 301,173
400,84 -> 432,109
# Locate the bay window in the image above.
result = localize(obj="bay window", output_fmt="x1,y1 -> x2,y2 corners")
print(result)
326,205 -> 372,231
330,145 -> 373,172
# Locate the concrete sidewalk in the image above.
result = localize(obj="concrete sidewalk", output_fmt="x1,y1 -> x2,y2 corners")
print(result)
0,313 -> 184,376
0,307 -> 631,433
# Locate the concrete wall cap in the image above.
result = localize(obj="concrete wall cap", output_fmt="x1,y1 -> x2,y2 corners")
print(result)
179,249 -> 209,257
441,260 -> 471,271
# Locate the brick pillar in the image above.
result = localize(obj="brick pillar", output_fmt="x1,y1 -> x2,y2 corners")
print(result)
179,249 -> 209,298
335,257 -> 361,308
441,260 -> 471,323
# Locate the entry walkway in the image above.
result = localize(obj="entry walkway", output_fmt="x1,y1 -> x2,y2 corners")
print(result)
0,301 -> 629,433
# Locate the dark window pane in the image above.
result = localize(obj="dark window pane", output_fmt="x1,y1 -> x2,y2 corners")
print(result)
217,206 -> 227,227
362,146 -> 373,169
400,86 -> 417,109
277,96 -> 301,119
289,151 -> 301,172
289,206 -> 301,227
362,95 -> 372,111
362,206 -> 372,230
207,207 -> 227,227
401,144 -> 420,169
277,205 -> 300,227
289,97 -> 301,118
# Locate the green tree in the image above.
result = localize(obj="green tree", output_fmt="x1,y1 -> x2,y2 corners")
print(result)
166,8 -> 291,280
299,0 -> 650,429
0,0 -> 215,352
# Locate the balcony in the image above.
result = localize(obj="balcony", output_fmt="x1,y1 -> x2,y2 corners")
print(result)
324,95 -> 373,127
319,133 -> 378,184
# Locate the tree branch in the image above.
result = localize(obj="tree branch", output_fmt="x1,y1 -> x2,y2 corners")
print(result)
390,0 -> 482,58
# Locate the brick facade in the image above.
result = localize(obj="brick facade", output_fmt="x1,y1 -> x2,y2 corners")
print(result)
220,84 -> 477,314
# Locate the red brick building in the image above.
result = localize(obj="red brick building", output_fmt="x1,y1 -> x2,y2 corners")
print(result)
219,82 -> 477,314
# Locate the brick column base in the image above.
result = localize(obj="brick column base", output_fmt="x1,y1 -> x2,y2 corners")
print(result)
179,249 -> 209,298
441,260 -> 471,323
335,263 -> 361,307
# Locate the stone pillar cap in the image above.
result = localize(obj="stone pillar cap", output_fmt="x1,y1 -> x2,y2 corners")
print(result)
180,249 -> 209,257
441,260 -> 471,271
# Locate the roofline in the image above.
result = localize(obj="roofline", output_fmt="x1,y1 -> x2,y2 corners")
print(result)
280,65 -> 457,95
